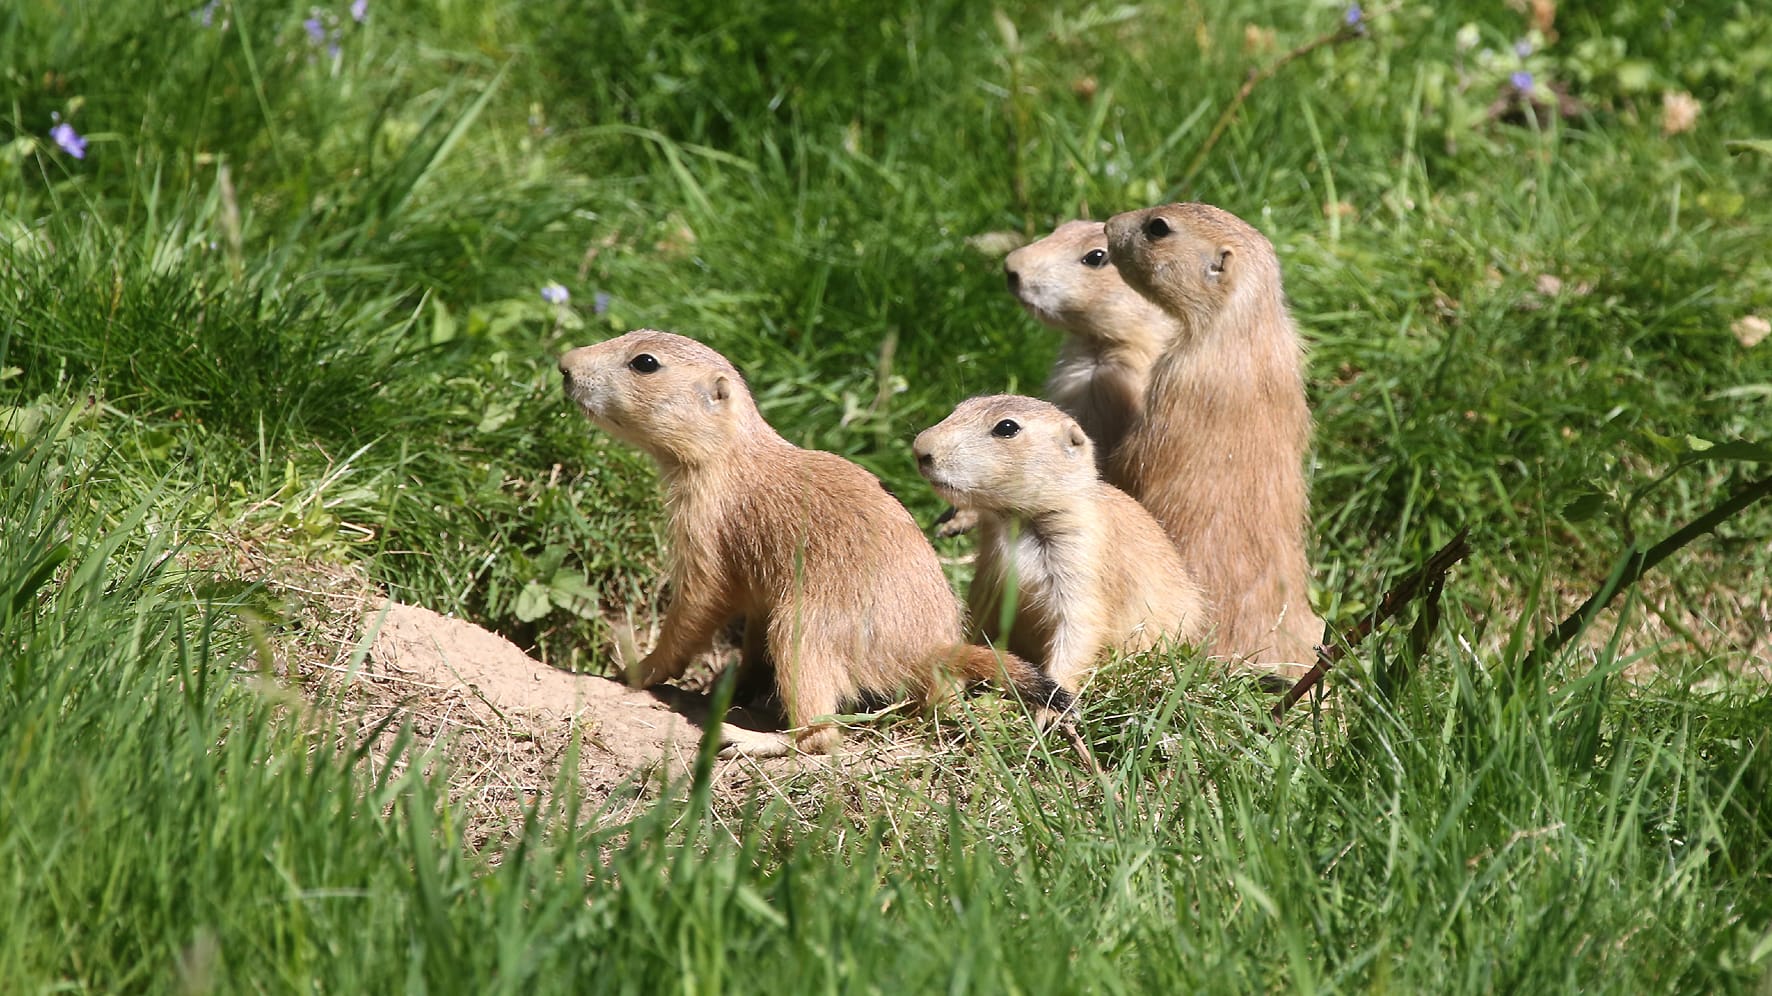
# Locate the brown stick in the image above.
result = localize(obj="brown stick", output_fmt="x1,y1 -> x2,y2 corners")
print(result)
1516,472 -> 1772,678
1178,16 -> 1371,195
1271,528 -> 1472,724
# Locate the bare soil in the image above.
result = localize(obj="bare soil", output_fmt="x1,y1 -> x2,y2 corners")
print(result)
338,602 -> 821,837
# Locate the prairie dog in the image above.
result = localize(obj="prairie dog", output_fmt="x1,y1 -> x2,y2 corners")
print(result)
558,330 -> 1070,755
1004,220 -> 1181,461
914,395 -> 1207,693
1103,202 -> 1324,668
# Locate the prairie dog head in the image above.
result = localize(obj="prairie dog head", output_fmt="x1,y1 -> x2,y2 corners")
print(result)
913,395 -> 1096,515
1104,203 -> 1281,331
1003,220 -> 1177,347
558,329 -> 763,465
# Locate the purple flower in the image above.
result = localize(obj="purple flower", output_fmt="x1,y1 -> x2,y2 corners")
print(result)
197,0 -> 219,27
1344,4 -> 1362,27
350,0 -> 367,23
49,116 -> 86,159
1514,38 -> 1533,58
303,15 -> 327,46
593,291 -> 611,316
1511,70 -> 1534,94
541,282 -> 570,305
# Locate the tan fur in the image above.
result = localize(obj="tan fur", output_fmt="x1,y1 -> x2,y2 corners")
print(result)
559,330 -> 1068,755
914,395 -> 1207,694
1004,220 -> 1181,462
1103,203 -> 1324,668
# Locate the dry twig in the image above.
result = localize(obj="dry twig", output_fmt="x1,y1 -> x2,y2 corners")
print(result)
1271,528 -> 1472,725
1516,472 -> 1772,679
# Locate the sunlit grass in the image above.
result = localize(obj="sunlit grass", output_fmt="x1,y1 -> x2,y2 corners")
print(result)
2,0 -> 1769,990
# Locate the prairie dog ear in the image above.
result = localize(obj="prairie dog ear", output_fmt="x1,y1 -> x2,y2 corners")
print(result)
1067,421 -> 1089,450
1207,246 -> 1232,279
700,373 -> 732,407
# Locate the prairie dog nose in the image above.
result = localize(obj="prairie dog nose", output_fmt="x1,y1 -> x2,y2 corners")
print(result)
1004,267 -> 1020,295
912,434 -> 937,470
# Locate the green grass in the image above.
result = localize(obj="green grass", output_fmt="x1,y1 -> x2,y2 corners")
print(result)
4,0 -> 1771,990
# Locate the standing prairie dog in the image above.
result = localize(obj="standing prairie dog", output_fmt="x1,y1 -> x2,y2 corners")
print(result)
914,395 -> 1207,694
558,330 -> 1070,755
1004,220 -> 1182,462
1103,203 -> 1324,669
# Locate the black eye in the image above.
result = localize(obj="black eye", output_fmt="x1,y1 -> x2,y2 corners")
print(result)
1081,248 -> 1108,268
628,353 -> 660,374
991,419 -> 1021,438
1144,216 -> 1171,239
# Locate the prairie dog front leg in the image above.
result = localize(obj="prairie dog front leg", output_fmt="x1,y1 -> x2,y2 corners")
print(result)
628,581 -> 733,688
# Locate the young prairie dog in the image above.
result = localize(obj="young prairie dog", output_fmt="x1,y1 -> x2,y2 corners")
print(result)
1004,220 -> 1181,462
914,395 -> 1207,694
1104,202 -> 1324,668
558,330 -> 1070,755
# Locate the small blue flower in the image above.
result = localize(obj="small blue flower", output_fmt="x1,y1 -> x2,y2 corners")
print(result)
49,115 -> 86,159
593,291 -> 611,316
1344,4 -> 1362,27
197,0 -> 220,27
1513,38 -> 1533,58
303,15 -> 327,46
541,282 -> 570,305
350,0 -> 367,23
1511,70 -> 1534,94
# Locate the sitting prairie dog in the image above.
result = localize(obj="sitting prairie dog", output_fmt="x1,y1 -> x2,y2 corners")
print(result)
1103,202 -> 1325,670
558,330 -> 1070,755
914,395 -> 1207,694
1004,220 -> 1181,462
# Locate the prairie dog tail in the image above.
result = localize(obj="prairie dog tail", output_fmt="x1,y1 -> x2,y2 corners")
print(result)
937,644 -> 1075,716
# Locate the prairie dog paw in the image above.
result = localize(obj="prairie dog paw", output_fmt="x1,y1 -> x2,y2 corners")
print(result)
933,506 -> 979,538
717,728 -> 796,758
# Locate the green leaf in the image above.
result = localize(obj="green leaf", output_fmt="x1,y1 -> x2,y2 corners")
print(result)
476,401 -> 517,434
1637,430 -> 1684,457
1725,139 -> 1772,159
1678,436 -> 1772,464
430,297 -> 457,345
139,428 -> 178,460
1562,490 -> 1612,522
1750,925 -> 1772,965
1614,61 -> 1653,93
514,581 -> 552,623
1689,439 -> 1772,463
733,883 -> 787,929
547,569 -> 601,619
7,541 -> 70,619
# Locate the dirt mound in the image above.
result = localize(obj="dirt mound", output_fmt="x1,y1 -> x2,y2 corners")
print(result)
347,601 -> 813,838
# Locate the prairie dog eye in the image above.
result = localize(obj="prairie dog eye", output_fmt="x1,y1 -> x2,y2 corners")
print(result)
1080,248 -> 1108,268
1144,216 -> 1171,239
628,353 -> 661,374
991,419 -> 1021,438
